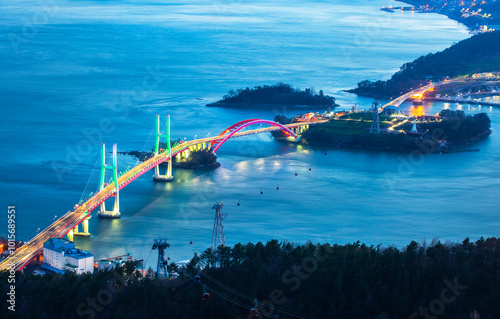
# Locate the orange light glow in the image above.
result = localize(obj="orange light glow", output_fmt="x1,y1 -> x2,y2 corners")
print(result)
410,106 -> 425,117
428,87 -> 434,92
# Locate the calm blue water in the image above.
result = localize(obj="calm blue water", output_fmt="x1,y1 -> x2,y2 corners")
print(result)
1,0 -> 498,267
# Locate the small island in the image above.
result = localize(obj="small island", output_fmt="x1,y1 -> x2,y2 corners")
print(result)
348,31 -> 500,99
206,82 -> 338,110
123,146 -> 220,170
172,149 -> 220,170
273,109 -> 491,153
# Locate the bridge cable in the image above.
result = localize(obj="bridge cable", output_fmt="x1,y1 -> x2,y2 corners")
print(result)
78,153 -> 101,206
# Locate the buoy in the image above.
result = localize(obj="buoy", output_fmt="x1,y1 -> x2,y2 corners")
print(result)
276,184 -> 279,190
237,200 -> 240,206
309,167 -> 311,171
260,188 -> 263,195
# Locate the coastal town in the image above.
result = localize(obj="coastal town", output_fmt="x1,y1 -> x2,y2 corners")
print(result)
381,0 -> 500,31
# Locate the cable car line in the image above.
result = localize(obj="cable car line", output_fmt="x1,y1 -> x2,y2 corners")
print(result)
201,273 -> 316,319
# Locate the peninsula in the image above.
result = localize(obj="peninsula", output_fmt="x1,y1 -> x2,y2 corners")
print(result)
395,0 -> 500,29
273,109 -> 491,153
348,31 -> 500,99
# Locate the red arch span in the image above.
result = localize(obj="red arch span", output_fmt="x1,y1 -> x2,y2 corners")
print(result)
211,119 -> 298,154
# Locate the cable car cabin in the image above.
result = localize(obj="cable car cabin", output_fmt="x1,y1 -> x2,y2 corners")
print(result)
203,292 -> 210,301
194,275 -> 201,283
250,307 -> 259,317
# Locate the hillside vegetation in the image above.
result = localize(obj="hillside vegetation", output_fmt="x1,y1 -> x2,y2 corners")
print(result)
2,238 -> 500,318
349,31 -> 500,98
207,83 -> 337,109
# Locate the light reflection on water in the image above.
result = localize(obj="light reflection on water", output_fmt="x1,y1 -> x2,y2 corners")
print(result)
0,0 -> 498,269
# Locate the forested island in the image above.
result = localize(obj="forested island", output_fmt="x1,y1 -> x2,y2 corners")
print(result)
348,31 -> 500,99
172,149 -> 220,170
2,237 -> 500,318
273,110 -> 491,153
207,83 -> 338,109
124,145 -> 220,170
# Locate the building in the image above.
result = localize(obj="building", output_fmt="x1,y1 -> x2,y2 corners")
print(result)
382,105 -> 401,116
97,253 -> 135,271
97,259 -> 125,271
42,238 -> 94,274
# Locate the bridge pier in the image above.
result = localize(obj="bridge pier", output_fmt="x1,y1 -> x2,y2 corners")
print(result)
153,114 -> 174,182
183,149 -> 190,161
98,143 -> 121,219
153,159 -> 173,182
67,229 -> 74,242
74,215 -> 91,238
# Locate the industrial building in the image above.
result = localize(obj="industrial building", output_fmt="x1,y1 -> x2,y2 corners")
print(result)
42,238 -> 94,274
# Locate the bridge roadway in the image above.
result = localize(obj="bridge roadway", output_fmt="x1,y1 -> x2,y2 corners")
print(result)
381,76 -> 468,109
0,120 -> 326,272
382,73 -> 500,109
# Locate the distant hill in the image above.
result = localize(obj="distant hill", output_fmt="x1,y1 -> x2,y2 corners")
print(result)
348,31 -> 500,99
207,83 -> 337,109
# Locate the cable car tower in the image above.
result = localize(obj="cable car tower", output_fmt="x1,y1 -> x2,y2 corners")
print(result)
152,239 -> 170,278
211,202 -> 227,251
370,102 -> 380,133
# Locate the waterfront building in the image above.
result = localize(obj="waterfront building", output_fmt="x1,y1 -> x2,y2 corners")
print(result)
42,238 -> 94,274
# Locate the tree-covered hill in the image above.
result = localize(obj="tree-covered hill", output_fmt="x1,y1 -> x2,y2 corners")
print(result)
349,31 -> 500,98
207,83 -> 337,109
2,237 -> 500,318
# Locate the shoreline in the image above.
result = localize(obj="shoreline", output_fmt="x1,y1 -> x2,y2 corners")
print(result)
394,0 -> 494,29
424,96 -> 500,108
276,129 -> 491,154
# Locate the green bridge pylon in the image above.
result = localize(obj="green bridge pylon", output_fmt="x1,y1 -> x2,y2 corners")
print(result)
98,143 -> 121,218
153,114 -> 173,182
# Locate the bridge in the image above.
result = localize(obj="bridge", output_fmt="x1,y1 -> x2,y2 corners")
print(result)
381,72 -> 499,110
4,72 -> 498,272
0,116 -> 323,272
